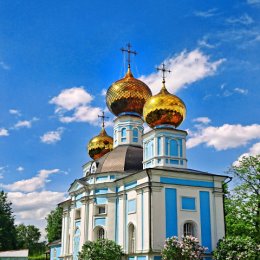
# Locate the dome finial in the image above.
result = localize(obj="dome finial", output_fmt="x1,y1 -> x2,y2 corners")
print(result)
121,43 -> 137,69
98,111 -> 108,130
156,63 -> 171,91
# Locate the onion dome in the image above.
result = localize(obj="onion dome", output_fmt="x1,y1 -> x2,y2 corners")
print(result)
106,68 -> 152,116
143,83 -> 186,128
88,127 -> 113,160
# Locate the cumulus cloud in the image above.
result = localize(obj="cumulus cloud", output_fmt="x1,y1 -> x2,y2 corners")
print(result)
50,87 -> 93,112
9,109 -> 21,116
226,14 -> 254,25
0,128 -> 9,136
8,190 -> 66,238
40,128 -> 64,144
0,169 -> 60,192
139,49 -> 225,94
187,124 -> 260,150
50,87 -> 103,125
233,142 -> 260,166
14,117 -> 38,129
192,117 -> 211,124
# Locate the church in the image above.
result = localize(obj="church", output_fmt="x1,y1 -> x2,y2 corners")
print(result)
56,45 -> 227,260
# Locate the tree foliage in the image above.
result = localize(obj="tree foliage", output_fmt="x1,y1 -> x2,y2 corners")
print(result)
214,236 -> 259,260
0,190 -> 17,250
226,155 -> 260,243
162,236 -> 207,260
16,224 -> 45,255
45,206 -> 63,243
78,239 -> 123,260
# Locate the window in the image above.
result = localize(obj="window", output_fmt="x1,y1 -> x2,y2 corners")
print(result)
128,199 -> 136,214
128,224 -> 135,253
183,222 -> 195,237
98,206 -> 106,214
75,209 -> 81,219
121,128 -> 126,142
97,227 -> 105,239
133,128 -> 138,142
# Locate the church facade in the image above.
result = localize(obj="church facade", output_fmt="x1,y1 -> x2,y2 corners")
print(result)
58,46 -> 227,260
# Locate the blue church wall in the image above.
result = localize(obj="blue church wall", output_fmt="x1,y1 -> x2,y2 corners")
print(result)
95,197 -> 107,204
125,181 -> 137,190
73,221 -> 81,260
199,191 -> 212,252
165,188 -> 178,237
75,194 -> 83,208
128,199 -> 136,213
94,217 -> 106,227
95,188 -> 108,194
181,197 -> 196,210
160,177 -> 214,188
50,245 -> 61,260
154,257 -> 162,260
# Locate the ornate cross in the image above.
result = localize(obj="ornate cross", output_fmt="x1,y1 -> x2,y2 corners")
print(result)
98,111 -> 109,128
156,63 -> 171,83
121,43 -> 137,68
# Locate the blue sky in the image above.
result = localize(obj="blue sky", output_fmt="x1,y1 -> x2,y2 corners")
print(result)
0,0 -> 260,237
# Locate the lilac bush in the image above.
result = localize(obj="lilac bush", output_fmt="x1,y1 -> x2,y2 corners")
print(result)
162,236 -> 207,260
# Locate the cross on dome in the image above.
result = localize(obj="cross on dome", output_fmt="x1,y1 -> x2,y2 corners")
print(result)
98,111 -> 109,128
121,43 -> 137,68
156,63 -> 171,84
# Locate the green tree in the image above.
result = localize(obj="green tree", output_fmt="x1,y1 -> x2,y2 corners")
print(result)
214,236 -> 259,260
226,155 -> 260,243
0,190 -> 17,250
16,224 -> 45,255
78,239 -> 123,260
45,206 -> 63,243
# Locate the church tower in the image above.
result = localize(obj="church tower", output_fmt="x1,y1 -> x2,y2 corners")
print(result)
143,64 -> 187,169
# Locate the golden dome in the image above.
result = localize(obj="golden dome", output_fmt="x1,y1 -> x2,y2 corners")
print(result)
143,84 -> 186,128
106,68 -> 152,116
88,128 -> 113,160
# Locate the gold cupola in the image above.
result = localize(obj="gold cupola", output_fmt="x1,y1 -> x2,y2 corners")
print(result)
87,112 -> 113,160
106,44 -> 152,116
143,64 -> 186,128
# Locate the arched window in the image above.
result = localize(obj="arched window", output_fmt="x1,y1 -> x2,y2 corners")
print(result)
133,128 -> 138,143
97,227 -> 105,239
121,128 -> 126,142
183,222 -> 195,237
128,224 -> 135,253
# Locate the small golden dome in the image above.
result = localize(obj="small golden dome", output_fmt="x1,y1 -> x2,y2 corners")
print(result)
88,128 -> 113,160
106,68 -> 152,116
143,84 -> 186,128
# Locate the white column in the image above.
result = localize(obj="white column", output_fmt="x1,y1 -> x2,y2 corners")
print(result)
136,189 -> 143,253
79,199 -> 87,248
118,194 -> 125,249
107,197 -> 116,240
88,199 -> 94,241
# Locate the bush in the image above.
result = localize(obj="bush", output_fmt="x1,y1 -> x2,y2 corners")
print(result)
214,236 -> 260,260
162,236 -> 207,260
78,239 -> 123,260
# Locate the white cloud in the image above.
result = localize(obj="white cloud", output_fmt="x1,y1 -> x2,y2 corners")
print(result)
0,61 -> 10,70
0,166 -> 8,179
8,190 -> 66,239
193,117 -> 211,124
234,88 -> 248,95
194,8 -> 219,18
139,49 -> 225,95
50,87 -> 103,125
16,166 -> 24,172
9,109 -> 21,116
226,14 -> 254,25
187,124 -> 260,150
40,128 -> 64,144
197,38 -> 216,49
50,87 -> 93,112
233,142 -> 260,166
0,169 -> 59,192
101,89 -> 107,96
14,117 -> 38,129
0,128 -> 9,136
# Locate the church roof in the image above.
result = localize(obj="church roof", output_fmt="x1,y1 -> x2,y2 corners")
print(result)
95,145 -> 143,173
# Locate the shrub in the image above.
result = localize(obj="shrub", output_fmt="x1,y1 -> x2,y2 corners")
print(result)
78,239 -> 123,260
214,236 -> 260,260
162,236 -> 207,260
